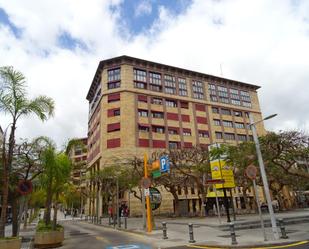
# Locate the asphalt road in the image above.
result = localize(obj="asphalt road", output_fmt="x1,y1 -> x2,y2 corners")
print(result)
61,221 -> 309,249
61,221 -> 155,249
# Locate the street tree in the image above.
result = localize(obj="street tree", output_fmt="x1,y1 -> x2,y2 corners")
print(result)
0,66 -> 54,238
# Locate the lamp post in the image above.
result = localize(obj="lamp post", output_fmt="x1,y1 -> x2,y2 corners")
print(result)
249,113 -> 279,240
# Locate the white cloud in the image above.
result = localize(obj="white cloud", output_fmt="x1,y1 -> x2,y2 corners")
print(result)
0,0 -> 309,146
134,0 -> 152,17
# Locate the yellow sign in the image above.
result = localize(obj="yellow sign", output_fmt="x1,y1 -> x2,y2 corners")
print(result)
210,160 -> 235,189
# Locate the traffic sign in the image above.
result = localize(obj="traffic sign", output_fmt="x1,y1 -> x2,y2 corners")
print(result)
17,180 -> 33,195
205,179 -> 225,185
246,165 -> 258,180
149,187 -> 162,210
160,156 -> 169,173
152,170 -> 161,178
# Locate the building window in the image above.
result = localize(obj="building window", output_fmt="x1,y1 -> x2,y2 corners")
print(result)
180,101 -> 189,109
248,135 -> 254,141
108,68 -> 120,82
215,132 -> 223,139
245,112 -> 250,118
222,120 -> 233,128
107,122 -> 120,132
138,109 -> 148,117
192,80 -> 204,99
149,72 -> 162,92
178,78 -> 187,96
107,138 -> 120,148
134,69 -> 147,82
138,95 -> 148,103
108,93 -> 120,102
242,101 -> 252,108
218,86 -> 228,97
108,81 -> 121,89
214,119 -> 221,126
152,97 -> 163,105
166,99 -> 177,108
235,122 -> 245,129
168,127 -> 179,135
198,130 -> 209,138
224,133 -> 235,140
153,126 -> 165,133
169,141 -> 179,149
164,75 -> 176,94
230,89 -> 240,100
151,111 -> 164,119
177,186 -> 182,195
221,109 -> 231,115
212,107 -> 219,113
210,95 -> 218,102
234,110 -> 243,117
138,124 -> 149,132
231,99 -> 241,106
183,129 -> 191,136
108,108 -> 120,117
237,134 -> 247,141
135,82 -> 147,89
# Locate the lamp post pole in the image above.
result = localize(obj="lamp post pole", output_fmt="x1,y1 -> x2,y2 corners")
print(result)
249,113 -> 279,240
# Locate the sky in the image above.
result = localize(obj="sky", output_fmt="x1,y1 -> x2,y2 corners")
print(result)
0,0 -> 309,147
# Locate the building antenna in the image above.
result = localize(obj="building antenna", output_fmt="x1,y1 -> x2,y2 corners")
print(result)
220,63 -> 223,77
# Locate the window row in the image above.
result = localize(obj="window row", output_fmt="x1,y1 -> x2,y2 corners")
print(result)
134,69 -> 203,98
139,139 -> 208,149
209,84 -> 252,108
138,124 -> 209,137
213,119 -> 249,129
212,107 -> 250,118
215,132 -> 253,141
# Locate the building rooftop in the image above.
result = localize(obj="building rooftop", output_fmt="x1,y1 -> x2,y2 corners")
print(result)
86,55 -> 260,101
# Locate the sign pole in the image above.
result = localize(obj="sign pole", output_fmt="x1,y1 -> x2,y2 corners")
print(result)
214,186 -> 221,224
141,187 -> 146,230
144,153 -> 152,232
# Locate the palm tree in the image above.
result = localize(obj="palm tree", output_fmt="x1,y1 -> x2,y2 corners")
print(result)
0,66 -> 55,237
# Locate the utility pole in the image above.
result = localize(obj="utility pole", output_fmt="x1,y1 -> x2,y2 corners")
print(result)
144,153 -> 152,232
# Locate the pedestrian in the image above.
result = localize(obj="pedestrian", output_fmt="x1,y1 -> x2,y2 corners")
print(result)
64,210 -> 67,219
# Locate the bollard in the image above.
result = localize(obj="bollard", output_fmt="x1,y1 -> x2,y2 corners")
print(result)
162,222 -> 168,239
278,219 -> 288,239
229,222 -> 238,245
109,216 -> 112,225
124,217 -> 127,229
188,223 -> 196,243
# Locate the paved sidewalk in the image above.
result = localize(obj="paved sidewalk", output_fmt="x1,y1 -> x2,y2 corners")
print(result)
83,208 -> 309,248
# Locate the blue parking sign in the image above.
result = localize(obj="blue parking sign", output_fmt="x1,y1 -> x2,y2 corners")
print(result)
160,156 -> 170,173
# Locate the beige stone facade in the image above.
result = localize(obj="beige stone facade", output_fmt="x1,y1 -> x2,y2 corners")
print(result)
85,56 -> 267,217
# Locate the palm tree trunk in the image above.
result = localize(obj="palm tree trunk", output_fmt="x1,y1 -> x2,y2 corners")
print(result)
44,180 -> 53,225
0,166 -> 8,237
52,192 -> 59,230
12,197 -> 18,236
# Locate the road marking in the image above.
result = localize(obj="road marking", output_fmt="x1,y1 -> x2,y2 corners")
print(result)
187,240 -> 309,249
95,236 -> 109,243
253,240 -> 309,249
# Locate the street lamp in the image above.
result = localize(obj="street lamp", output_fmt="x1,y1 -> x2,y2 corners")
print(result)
249,113 -> 279,240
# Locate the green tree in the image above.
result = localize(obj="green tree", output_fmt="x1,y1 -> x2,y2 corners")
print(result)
40,143 -> 71,228
0,66 -> 54,238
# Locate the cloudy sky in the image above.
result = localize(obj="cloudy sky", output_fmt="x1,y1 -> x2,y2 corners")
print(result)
0,0 -> 309,146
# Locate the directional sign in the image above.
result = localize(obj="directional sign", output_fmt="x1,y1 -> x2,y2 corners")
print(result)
160,156 -> 169,173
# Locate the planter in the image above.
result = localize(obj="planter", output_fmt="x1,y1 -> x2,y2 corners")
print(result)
0,237 -> 22,249
34,229 -> 64,248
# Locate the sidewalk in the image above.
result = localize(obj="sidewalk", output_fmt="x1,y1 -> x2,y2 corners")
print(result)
84,208 -> 309,248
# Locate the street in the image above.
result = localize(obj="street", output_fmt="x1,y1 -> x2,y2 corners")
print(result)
61,220 -> 309,249
61,220 -> 155,249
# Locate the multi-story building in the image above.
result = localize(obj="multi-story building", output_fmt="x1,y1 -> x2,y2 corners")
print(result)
86,55 -> 266,216
67,138 -> 88,211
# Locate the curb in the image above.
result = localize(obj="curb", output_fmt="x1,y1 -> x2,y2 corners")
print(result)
190,240 -> 309,249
